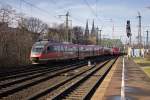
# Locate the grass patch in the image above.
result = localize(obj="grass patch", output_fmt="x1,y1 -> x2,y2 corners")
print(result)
142,67 -> 150,77
133,57 -> 150,65
133,57 -> 150,78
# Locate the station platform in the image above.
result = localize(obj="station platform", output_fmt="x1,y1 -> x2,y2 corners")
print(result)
92,57 -> 150,100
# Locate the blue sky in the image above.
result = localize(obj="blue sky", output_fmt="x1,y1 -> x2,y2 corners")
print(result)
0,0 -> 150,43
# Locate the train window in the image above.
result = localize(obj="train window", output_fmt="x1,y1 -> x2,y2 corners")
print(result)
32,48 -> 43,53
67,47 -> 71,52
52,46 -> 60,52
68,47 -> 71,52
85,48 -> 89,51
60,46 -> 64,51
47,46 -> 54,52
79,47 -> 84,51
64,46 -> 68,52
53,46 -> 58,51
32,46 -> 44,53
71,47 -> 74,52
70,47 -> 74,52
57,46 -> 60,51
73,46 -> 77,52
47,47 -> 50,51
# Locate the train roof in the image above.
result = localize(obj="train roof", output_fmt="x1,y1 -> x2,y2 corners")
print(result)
33,40 -> 110,49
34,41 -> 48,46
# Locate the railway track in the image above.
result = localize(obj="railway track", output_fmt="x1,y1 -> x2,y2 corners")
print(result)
0,62 -> 84,89
32,58 -> 116,100
0,56 -> 115,100
52,58 -> 117,100
0,65 -> 49,78
0,60 -> 84,84
0,61 -> 86,99
0,61 -> 73,81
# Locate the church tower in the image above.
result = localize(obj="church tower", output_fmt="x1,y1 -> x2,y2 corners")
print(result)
84,20 -> 89,41
91,20 -> 96,37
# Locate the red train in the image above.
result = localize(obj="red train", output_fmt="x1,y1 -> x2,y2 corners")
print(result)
111,47 -> 120,55
30,40 -> 120,64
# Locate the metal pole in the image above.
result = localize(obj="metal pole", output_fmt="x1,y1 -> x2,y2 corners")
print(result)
68,20 -> 72,43
96,27 -> 99,45
137,12 -> 142,46
99,30 -> 102,45
137,12 -> 142,56
146,30 -> 149,49
58,12 -> 70,42
129,36 -> 131,46
66,12 -> 69,42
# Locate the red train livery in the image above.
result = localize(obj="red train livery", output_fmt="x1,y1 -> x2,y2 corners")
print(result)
111,47 -> 120,55
30,40 -> 120,64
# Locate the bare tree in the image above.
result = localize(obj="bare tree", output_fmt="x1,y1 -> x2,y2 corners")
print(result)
47,23 -> 68,42
0,5 -> 16,67
18,17 -> 48,34
0,5 -> 16,24
0,5 -> 35,67
72,26 -> 84,44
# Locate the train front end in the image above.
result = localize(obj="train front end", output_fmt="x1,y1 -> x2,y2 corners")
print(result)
30,40 -> 48,64
111,47 -> 120,55
30,45 -> 44,64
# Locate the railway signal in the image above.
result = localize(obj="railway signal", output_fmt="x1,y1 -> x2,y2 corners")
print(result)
126,20 -> 131,38
126,20 -> 132,45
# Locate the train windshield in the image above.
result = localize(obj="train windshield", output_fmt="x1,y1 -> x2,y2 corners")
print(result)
32,46 -> 44,53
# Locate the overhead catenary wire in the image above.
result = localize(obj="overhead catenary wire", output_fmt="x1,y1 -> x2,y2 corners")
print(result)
83,0 -> 105,32
83,0 -> 103,23
49,0 -> 68,11
21,0 -> 69,25
24,0 -> 85,26
1,0 -> 104,28
0,0 -> 61,23
22,0 -> 103,28
49,0 -> 85,26
22,0 -> 54,17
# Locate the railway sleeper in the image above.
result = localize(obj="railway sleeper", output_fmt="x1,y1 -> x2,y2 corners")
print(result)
53,58 -> 117,100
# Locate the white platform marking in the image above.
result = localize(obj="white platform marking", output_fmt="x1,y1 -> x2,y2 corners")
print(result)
121,57 -> 125,100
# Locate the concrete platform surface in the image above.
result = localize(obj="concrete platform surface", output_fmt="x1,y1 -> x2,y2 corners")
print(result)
92,57 -> 150,100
